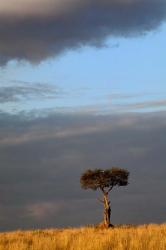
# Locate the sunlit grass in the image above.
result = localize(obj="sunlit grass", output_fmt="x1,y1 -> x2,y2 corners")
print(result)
0,224 -> 166,250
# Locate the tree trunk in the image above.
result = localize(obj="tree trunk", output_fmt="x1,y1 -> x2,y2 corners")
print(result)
103,193 -> 111,228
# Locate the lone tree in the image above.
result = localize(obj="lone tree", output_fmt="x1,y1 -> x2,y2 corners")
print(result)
80,167 -> 129,228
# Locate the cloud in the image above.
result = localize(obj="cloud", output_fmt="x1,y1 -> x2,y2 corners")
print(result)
0,111 -> 166,230
113,99 -> 166,112
1,83 -> 165,114
0,82 -> 57,103
0,0 -> 166,64
26,201 -> 65,220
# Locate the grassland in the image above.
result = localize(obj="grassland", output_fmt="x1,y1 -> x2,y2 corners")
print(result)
0,224 -> 166,250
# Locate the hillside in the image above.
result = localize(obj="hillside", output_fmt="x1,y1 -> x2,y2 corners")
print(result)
0,224 -> 166,250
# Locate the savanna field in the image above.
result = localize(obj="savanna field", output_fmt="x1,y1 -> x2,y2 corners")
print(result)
0,224 -> 166,250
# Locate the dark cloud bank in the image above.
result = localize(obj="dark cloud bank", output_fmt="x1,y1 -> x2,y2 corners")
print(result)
0,110 -> 166,231
0,0 -> 166,64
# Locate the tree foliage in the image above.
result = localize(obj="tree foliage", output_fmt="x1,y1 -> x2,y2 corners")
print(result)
80,167 -> 129,192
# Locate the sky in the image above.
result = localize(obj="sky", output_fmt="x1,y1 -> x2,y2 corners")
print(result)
0,0 -> 166,231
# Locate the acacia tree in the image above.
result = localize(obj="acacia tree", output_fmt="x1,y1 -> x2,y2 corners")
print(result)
80,167 -> 129,228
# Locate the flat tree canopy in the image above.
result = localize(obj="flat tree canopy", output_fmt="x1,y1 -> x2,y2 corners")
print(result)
80,167 -> 129,191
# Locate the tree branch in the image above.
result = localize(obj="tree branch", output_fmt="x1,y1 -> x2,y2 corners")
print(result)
97,198 -> 104,203
108,186 -> 113,193
100,187 -> 105,193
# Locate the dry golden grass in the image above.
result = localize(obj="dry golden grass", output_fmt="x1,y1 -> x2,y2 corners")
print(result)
0,224 -> 166,250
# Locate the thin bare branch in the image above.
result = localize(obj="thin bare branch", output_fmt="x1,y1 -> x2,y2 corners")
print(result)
97,198 -> 104,203
108,186 -> 113,193
100,187 -> 105,193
